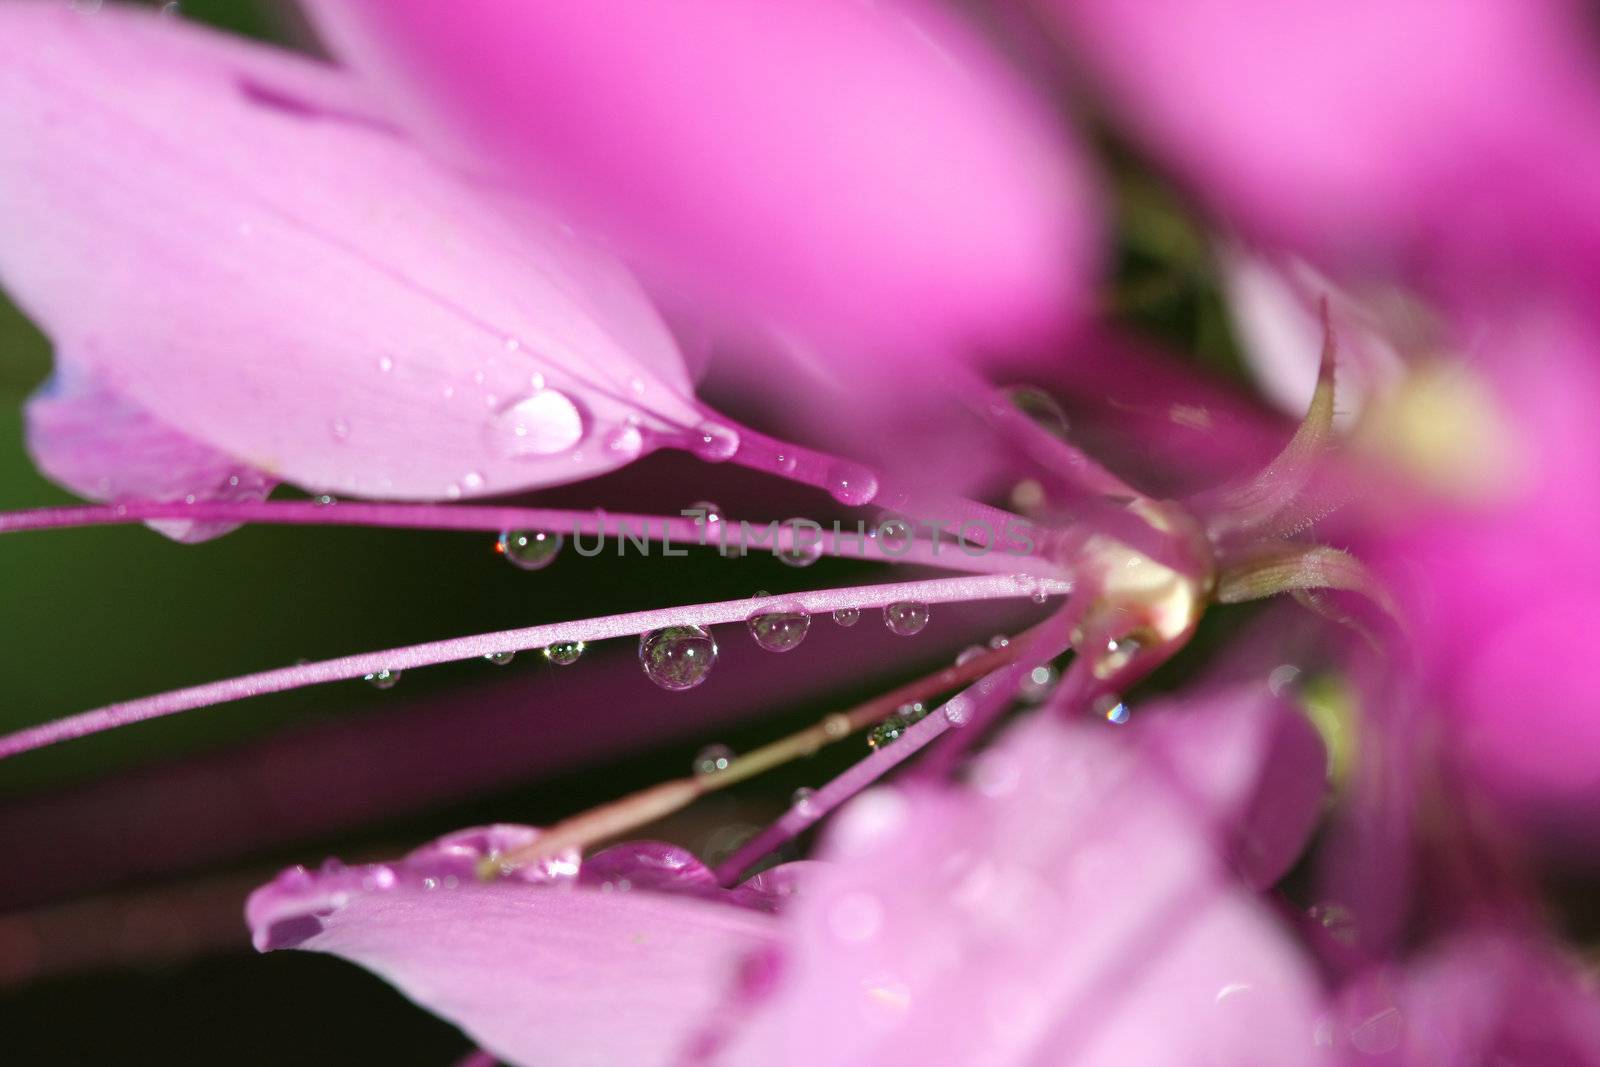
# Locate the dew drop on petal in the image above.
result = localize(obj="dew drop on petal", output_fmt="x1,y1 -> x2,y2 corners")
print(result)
867,715 -> 910,749
604,423 -> 644,460
832,607 -> 861,627
483,650 -> 515,667
746,603 -> 811,652
488,389 -> 586,458
693,744 -> 735,776
329,417 -> 350,442
639,625 -> 718,691
376,355 -> 395,374
461,470 -> 486,492
825,461 -> 879,506
313,493 -> 337,507
497,529 -> 563,571
542,640 -> 585,666
691,421 -> 740,462
364,668 -> 401,689
1006,385 -> 1070,438
883,601 -> 930,636
943,696 -> 972,726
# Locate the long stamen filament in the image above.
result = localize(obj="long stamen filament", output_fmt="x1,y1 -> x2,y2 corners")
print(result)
479,634 -> 1034,878
0,574 -> 1069,760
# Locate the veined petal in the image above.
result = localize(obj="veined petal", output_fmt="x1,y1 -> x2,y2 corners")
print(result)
0,3 -> 698,502
247,826 -> 783,1067
25,358 -> 277,542
722,705 -> 1329,1066
303,0 -> 1100,366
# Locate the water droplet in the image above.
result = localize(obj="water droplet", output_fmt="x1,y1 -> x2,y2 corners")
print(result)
444,482 -> 463,500
989,635 -> 1011,652
329,417 -> 350,442
488,389 -> 586,458
312,493 -> 337,507
628,376 -> 646,397
1006,385 -> 1070,438
882,601 -> 930,636
776,520 -> 824,568
875,518 -> 914,554
1094,695 -> 1130,724
772,452 -> 798,474
691,421 -> 740,462
955,644 -> 987,667
897,701 -> 927,723
441,384 -> 456,400
746,601 -> 811,652
867,715 -> 909,749
504,336 -> 522,352
694,744 -> 734,776
831,607 -> 861,627
543,640 -> 585,666
943,696 -> 972,726
688,500 -> 723,526
604,423 -> 644,460
462,470 -> 485,491
377,355 -> 395,373
826,461 -> 879,506
497,529 -> 563,571
1018,664 -> 1058,702
791,786 -> 817,814
483,650 -> 515,667
364,668 -> 401,689
639,625 -> 718,691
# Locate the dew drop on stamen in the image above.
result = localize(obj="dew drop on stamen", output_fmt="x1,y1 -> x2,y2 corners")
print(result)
329,417 -> 350,442
693,744 -> 734,776
776,520 -> 824,568
488,389 -> 586,459
989,634 -> 1011,651
875,518 -> 914,553
483,650 -> 515,667
867,715 -> 909,749
691,421 -> 740,462
832,607 -> 861,627
497,529 -> 562,571
312,493 -> 337,506
364,668 -> 401,689
543,640 -> 585,666
772,452 -> 798,475
791,787 -> 817,815
1018,664 -> 1058,702
955,644 -> 987,667
943,696 -> 972,726
746,600 -> 811,653
883,601 -> 930,636
688,500 -> 723,527
639,625 -> 718,691
825,461 -> 879,506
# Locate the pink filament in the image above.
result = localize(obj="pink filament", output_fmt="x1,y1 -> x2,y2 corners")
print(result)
0,573 -> 1069,760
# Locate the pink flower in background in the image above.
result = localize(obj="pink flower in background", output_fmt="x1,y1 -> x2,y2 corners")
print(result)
1,0 -> 1599,1064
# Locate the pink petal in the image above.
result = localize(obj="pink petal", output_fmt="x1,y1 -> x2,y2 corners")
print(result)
722,707 -> 1329,1066
247,826 -> 783,1067
25,359 -> 277,543
1052,0 -> 1600,285
0,3 -> 698,502
303,0 -> 1100,364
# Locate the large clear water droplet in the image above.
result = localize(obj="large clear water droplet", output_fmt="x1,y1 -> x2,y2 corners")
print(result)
483,650 -> 515,667
874,517 -> 914,554
639,625 -> 718,691
690,421 -> 740,462
776,520 -> 824,568
543,640 -> 585,666
826,461 -> 879,506
1006,385 -> 1070,438
364,668 -> 401,689
832,607 -> 861,627
488,389 -> 585,458
746,602 -> 811,652
943,696 -> 972,726
498,529 -> 563,570
604,423 -> 645,460
867,715 -> 909,750
882,601 -> 930,636
693,744 -> 734,776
